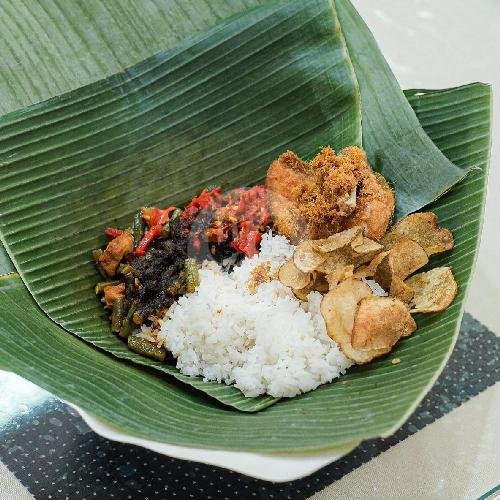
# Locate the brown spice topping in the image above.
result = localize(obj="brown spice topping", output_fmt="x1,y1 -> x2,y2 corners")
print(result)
266,146 -> 394,242
247,261 -> 272,294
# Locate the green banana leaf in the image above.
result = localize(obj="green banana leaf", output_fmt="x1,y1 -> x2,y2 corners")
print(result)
0,245 -> 13,275
0,0 -> 258,116
0,82 -> 491,451
0,0 -> 362,412
0,0 -> 489,414
0,0 -> 255,275
0,0 -> 468,218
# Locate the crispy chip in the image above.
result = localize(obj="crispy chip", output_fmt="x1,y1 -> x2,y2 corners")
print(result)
312,226 -> 363,253
381,212 -> 454,256
293,283 -> 315,301
294,227 -> 385,282
293,240 -> 326,272
353,250 -> 389,279
351,296 -> 416,350
278,259 -> 312,290
316,256 -> 349,274
320,279 -> 390,363
311,273 -> 330,292
405,267 -> 458,313
374,239 -> 429,296
325,265 -> 354,289
350,238 -> 384,266
389,277 -> 414,303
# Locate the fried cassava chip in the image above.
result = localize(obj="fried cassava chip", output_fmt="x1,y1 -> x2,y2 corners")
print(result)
312,226 -> 363,253
405,267 -> 458,313
278,259 -> 312,290
351,296 -> 416,350
374,239 -> 428,301
293,240 -> 326,273
320,279 -> 390,364
381,212 -> 454,256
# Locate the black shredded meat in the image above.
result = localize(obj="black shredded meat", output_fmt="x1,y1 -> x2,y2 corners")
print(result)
127,217 -> 190,321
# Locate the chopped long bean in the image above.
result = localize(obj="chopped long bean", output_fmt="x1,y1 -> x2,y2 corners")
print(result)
171,208 -> 182,220
128,336 -> 166,361
111,297 -> 125,332
94,280 -> 121,295
118,263 -> 133,275
92,249 -> 103,261
119,304 -> 136,338
160,221 -> 170,238
92,249 -> 107,277
184,258 -> 200,293
132,210 -> 144,247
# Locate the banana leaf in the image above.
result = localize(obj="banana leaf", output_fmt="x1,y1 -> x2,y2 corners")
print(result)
335,0 -> 466,218
0,245 -> 13,275
0,0 -> 362,412
0,0 -> 468,219
0,0 -> 489,413
0,83 -> 491,451
0,0 -> 258,116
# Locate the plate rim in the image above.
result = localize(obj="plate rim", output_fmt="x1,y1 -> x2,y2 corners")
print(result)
68,403 -> 359,482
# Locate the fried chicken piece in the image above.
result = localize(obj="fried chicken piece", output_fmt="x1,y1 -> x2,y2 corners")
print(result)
344,171 -> 394,240
266,151 -> 313,241
266,146 -> 394,242
342,147 -> 395,240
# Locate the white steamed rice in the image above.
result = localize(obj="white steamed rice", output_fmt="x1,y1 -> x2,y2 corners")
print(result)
158,233 -> 352,398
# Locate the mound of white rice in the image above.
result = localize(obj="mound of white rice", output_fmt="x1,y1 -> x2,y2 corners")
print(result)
159,233 -> 352,398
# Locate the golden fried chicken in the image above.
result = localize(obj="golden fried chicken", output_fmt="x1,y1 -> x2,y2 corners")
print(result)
266,151 -> 313,241
266,146 -> 394,242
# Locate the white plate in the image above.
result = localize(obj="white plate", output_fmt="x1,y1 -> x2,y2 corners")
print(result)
71,404 -> 358,482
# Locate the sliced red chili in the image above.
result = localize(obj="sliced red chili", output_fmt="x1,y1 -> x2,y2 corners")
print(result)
133,207 -> 176,256
151,207 -> 176,227
105,227 -> 124,239
134,226 -> 162,256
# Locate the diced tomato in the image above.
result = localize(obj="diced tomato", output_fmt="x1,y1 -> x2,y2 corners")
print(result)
231,230 -> 262,258
152,207 -> 176,226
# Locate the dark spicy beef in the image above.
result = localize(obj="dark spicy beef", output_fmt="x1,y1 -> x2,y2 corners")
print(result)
128,217 -> 190,322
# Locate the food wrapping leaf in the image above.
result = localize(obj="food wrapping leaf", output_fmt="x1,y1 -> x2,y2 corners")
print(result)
0,245 -> 14,275
0,0 -> 361,412
335,0 -> 467,219
0,84 -> 491,451
0,0 -> 259,116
